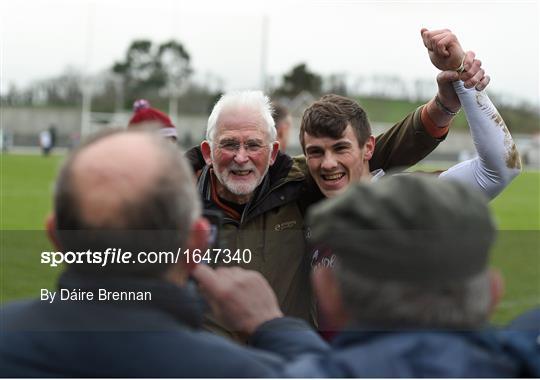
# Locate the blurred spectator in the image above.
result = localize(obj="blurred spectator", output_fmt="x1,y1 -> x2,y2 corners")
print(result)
128,99 -> 178,142
49,125 -> 57,150
0,129 -> 13,152
39,128 -> 52,156
271,101 -> 292,152
521,132 -> 540,167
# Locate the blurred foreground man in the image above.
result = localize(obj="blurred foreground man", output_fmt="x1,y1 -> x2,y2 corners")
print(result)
194,175 -> 540,377
0,129 -> 325,377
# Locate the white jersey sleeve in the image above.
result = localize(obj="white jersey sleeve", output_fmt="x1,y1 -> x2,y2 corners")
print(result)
438,81 -> 522,200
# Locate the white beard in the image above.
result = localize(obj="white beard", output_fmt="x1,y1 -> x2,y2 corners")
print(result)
211,149 -> 271,196
214,162 -> 269,196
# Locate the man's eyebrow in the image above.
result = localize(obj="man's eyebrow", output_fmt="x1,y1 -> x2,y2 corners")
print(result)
305,145 -> 324,152
332,140 -> 352,148
245,138 -> 264,144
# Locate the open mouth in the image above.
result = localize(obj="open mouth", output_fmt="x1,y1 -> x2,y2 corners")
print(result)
230,169 -> 253,177
321,173 -> 345,181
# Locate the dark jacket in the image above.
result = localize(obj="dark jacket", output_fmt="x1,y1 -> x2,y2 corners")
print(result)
499,308 -> 540,377
0,271 -> 325,378
190,107 -> 443,327
197,152 -> 314,325
252,319 -> 536,377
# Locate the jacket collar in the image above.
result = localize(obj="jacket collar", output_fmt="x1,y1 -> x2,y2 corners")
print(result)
332,325 -> 501,351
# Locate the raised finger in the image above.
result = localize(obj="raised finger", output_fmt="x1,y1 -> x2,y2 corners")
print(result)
461,58 -> 482,81
420,28 -> 430,48
475,75 -> 491,91
464,69 -> 486,88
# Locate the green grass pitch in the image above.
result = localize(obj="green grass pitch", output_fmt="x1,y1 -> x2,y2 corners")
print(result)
1,153 -> 538,325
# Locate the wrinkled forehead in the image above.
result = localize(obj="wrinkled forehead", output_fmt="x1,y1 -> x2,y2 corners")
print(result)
215,107 -> 270,142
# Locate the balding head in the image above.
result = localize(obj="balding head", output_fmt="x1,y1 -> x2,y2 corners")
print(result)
52,129 -> 201,276
70,133 -> 161,227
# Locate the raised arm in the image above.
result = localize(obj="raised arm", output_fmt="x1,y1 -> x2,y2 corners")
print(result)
371,30 -> 488,171
417,28 -> 521,199
438,81 -> 522,199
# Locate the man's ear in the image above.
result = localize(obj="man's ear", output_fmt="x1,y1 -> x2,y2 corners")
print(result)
269,141 -> 280,165
200,141 -> 213,166
363,135 -> 376,161
45,213 -> 61,250
488,268 -> 504,315
312,266 -> 349,330
183,217 -> 210,273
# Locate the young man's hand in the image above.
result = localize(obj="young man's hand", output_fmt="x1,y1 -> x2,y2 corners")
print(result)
421,28 -> 465,71
421,28 -> 490,91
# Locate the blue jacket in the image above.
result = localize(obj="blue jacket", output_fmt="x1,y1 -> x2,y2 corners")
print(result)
499,308 -> 540,377
251,319 -> 538,377
0,271 -> 326,378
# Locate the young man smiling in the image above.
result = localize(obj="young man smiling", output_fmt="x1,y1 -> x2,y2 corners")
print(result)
301,29 -> 521,201
301,94 -> 376,198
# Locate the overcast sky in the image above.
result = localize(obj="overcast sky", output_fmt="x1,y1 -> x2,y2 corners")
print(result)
1,0 -> 539,105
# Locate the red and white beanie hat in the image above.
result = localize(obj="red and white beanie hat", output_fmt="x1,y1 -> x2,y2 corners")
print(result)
128,99 -> 178,139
